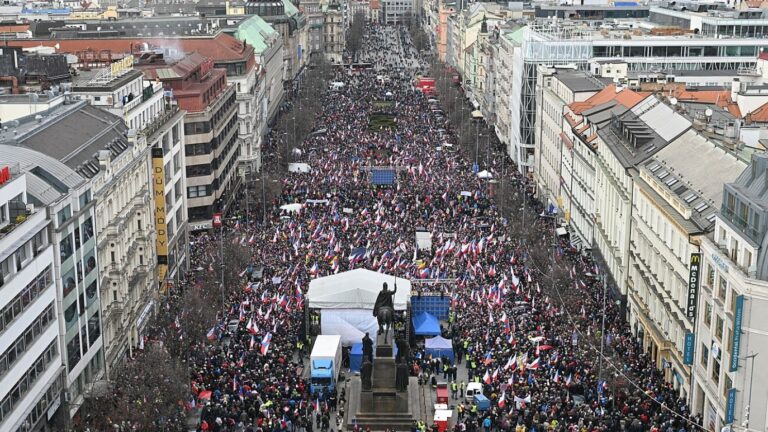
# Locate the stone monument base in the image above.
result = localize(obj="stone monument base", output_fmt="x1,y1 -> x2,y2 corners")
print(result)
346,335 -> 414,430
347,376 -> 415,431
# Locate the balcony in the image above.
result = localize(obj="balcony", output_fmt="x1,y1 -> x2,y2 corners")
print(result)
0,212 -> 30,241
720,204 -> 761,244
108,301 -> 124,318
140,105 -> 180,141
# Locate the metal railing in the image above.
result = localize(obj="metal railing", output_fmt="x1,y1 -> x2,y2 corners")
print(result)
139,105 -> 180,140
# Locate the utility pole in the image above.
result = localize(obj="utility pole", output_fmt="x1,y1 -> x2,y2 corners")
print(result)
598,273 -> 607,392
743,352 -> 758,429
261,174 -> 267,224
219,220 -> 225,311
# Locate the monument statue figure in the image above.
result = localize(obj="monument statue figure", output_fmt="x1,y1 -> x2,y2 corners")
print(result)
362,332 -> 374,363
395,360 -> 409,392
373,281 -> 396,341
361,357 -> 373,391
395,337 -> 410,364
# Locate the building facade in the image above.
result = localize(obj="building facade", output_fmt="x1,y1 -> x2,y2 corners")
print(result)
71,60 -> 189,370
0,169 -> 64,431
0,103 -> 125,418
139,54 -> 240,228
693,153 -> 768,432
533,67 -> 602,214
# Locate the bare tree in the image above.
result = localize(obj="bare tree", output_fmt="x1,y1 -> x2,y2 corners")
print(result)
345,11 -> 367,61
73,345 -> 188,431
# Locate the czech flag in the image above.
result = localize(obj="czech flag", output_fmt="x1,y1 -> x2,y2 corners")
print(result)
260,332 -> 272,355
482,370 -> 492,385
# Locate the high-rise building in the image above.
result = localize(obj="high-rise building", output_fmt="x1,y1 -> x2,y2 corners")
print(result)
0,167 -> 64,431
138,54 -> 240,229
0,141 -> 103,420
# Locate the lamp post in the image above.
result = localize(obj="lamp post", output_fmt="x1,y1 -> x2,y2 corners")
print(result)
742,352 -> 758,429
598,273 -> 607,387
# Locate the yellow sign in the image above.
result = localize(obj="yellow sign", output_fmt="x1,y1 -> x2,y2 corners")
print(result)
111,56 -> 134,77
151,148 -> 169,293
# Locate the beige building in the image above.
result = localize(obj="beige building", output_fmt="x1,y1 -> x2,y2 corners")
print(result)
533,67 -> 602,218
323,0 -> 346,64
71,61 -> 188,369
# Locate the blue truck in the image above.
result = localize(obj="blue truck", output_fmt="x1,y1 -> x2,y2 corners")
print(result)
310,335 -> 342,395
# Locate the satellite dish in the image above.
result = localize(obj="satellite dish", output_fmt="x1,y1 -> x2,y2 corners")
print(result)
705,108 -> 713,117
670,97 -> 678,106
612,77 -> 619,83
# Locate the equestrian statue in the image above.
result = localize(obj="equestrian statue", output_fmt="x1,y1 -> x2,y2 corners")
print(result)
372,281 -> 396,342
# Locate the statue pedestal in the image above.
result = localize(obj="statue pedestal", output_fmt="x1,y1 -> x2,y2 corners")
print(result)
347,338 -> 414,430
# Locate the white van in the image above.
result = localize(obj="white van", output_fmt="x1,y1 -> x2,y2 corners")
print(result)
465,382 -> 483,402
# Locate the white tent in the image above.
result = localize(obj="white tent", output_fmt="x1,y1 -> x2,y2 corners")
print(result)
308,268 -> 410,310
288,163 -> 311,173
477,170 -> 493,179
309,269 -> 411,346
280,203 -> 303,213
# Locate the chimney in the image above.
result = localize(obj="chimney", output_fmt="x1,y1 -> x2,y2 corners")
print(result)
731,77 -> 740,102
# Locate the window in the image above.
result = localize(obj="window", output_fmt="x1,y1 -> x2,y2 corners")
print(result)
0,341 -> 57,425
79,190 -> 91,208
712,355 -> 721,384
0,266 -> 52,337
187,185 -> 210,198
59,234 -> 73,262
706,263 -> 715,287
718,276 -> 727,302
0,304 -> 55,380
57,205 -> 71,225
186,164 -> 212,177
704,303 -> 712,327
700,343 -> 709,368
183,121 -> 212,135
82,218 -> 93,242
715,315 -> 724,341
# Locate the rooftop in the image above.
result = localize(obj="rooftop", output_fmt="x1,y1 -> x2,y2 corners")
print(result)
0,144 -> 86,206
71,67 -> 143,91
0,100 -> 129,180
569,84 -> 645,115
6,32 -> 254,64
642,129 -> 748,230
554,69 -> 605,93
597,95 -> 690,169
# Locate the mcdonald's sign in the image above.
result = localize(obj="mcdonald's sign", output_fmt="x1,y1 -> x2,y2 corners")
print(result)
687,253 -> 702,320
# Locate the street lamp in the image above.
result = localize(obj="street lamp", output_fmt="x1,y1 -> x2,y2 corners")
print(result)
742,352 -> 758,429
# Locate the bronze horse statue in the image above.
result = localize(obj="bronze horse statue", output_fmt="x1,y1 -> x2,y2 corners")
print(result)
377,305 -> 394,342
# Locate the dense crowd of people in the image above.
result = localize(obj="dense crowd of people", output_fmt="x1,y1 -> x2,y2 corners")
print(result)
182,24 -> 704,432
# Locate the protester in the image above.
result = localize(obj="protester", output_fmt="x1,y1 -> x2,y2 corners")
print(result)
183,24 -> 703,432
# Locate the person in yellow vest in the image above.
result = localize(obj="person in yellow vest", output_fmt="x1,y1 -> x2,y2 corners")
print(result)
450,381 -> 458,399
459,380 -> 465,398
457,403 -> 465,420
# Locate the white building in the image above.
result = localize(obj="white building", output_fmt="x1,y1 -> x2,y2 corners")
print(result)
381,0 -> 412,24
533,67 -> 602,218
0,168 -> 64,431
693,153 -> 768,432
628,127 -> 746,401
0,143 -> 104,420
475,21 -> 768,178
